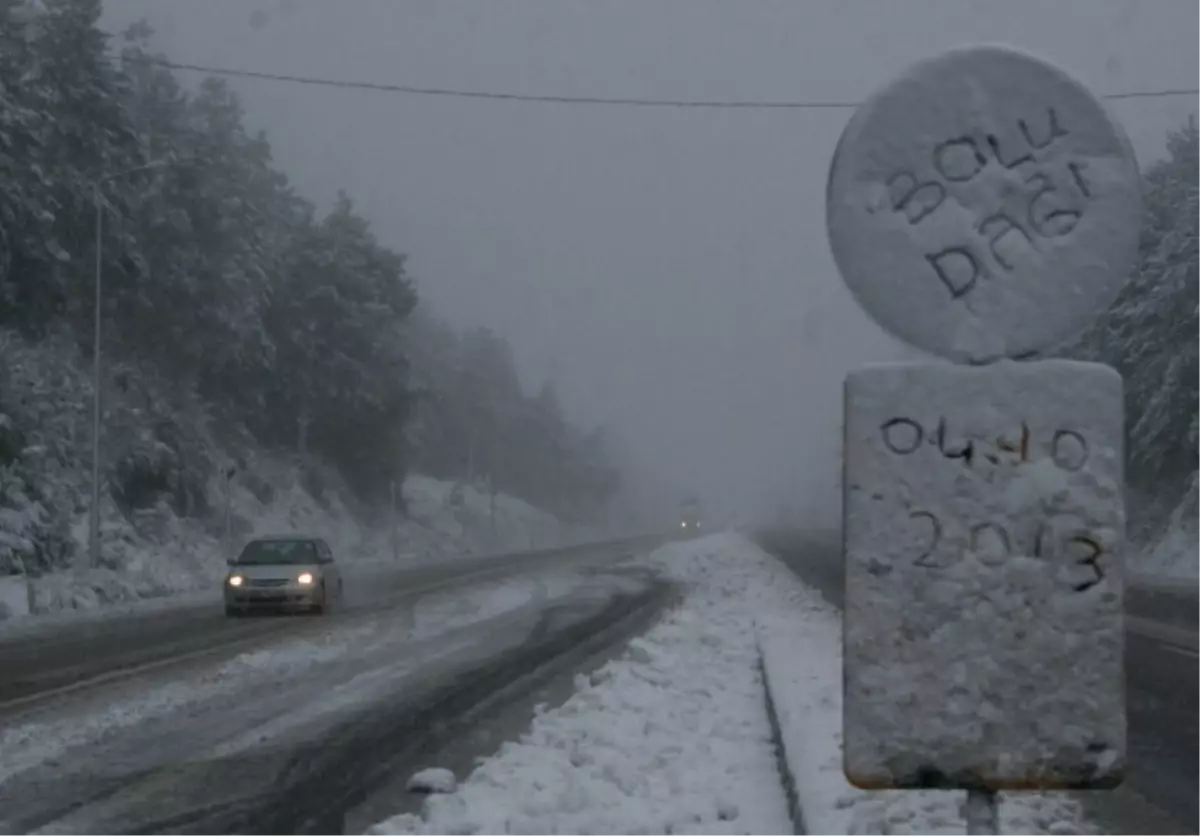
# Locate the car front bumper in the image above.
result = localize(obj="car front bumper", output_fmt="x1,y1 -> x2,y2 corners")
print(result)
224,585 -> 319,610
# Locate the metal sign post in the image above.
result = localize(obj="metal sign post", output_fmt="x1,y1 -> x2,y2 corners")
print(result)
827,45 -> 1142,832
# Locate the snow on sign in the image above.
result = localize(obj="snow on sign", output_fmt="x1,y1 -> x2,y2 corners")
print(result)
826,44 -> 1141,363
842,360 -> 1126,791
830,44 -> 1135,801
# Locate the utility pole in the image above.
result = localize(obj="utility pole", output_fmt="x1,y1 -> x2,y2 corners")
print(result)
390,479 -> 399,560
223,465 -> 237,548
489,475 -> 497,548
87,159 -> 171,569
87,182 -> 103,571
466,426 -> 476,485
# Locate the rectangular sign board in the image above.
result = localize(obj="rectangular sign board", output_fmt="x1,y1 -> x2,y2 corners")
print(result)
842,359 -> 1125,791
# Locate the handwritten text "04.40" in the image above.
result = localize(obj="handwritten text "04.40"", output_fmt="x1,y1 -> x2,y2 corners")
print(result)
879,416 -> 1088,471
901,512 -> 1107,593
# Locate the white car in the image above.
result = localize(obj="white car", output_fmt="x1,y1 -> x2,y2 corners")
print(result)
224,536 -> 344,616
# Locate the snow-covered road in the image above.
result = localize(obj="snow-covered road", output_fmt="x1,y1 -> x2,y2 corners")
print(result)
2,533 -> 1140,834
0,539 -> 654,711
373,533 -> 1095,836
0,547 -> 663,834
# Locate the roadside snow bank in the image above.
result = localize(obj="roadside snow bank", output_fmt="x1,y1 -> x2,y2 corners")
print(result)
728,535 -> 1089,835
402,475 -> 569,555
0,327 -> 595,621
1135,519 -> 1199,581
0,575 -> 30,619
372,532 -> 1096,835
9,470 -> 575,621
370,536 -> 791,835
1127,480 -> 1198,582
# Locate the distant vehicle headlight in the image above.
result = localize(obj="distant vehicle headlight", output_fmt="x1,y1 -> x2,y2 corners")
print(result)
680,521 -> 688,528
297,572 -> 315,585
228,575 -> 244,587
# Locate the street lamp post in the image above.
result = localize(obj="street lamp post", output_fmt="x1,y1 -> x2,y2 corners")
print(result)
86,160 -> 170,570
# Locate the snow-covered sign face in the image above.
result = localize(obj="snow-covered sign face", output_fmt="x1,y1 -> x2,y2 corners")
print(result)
826,45 -> 1141,363
841,360 -> 1126,790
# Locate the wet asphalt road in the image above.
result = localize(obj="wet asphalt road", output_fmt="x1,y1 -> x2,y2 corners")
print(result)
756,528 -> 1199,835
0,542 -> 667,834
136,582 -> 670,835
0,537 -> 659,714
278,578 -> 673,836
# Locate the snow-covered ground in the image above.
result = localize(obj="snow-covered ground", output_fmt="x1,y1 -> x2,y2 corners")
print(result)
7,468 -> 580,621
0,327 -> 604,622
1133,520 -> 1199,582
372,533 -> 1093,836
1126,481 -> 1198,583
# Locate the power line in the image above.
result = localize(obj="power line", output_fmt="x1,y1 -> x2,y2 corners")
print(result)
140,58 -> 856,107
136,57 -> 1198,109
1105,88 -> 1200,101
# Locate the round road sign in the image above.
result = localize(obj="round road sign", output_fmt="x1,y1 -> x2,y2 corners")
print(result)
826,44 -> 1141,363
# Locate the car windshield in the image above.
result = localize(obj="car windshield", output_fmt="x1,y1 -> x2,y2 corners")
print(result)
235,539 -> 319,565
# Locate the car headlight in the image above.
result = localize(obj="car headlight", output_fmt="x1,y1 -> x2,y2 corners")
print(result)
680,521 -> 687,528
228,575 -> 244,587
297,572 -> 314,585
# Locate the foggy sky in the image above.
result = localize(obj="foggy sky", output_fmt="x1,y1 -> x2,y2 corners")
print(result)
100,0 -> 1198,523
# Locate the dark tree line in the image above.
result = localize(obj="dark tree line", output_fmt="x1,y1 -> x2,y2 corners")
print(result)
0,0 -> 619,575
404,310 -> 619,520
1067,117 -> 1198,532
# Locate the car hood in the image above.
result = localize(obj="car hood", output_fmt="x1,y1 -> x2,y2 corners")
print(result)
227,563 -> 321,581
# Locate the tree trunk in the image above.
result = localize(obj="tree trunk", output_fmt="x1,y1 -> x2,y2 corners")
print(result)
297,410 -> 310,456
